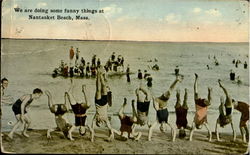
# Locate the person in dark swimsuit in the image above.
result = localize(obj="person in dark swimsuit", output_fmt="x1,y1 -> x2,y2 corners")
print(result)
45,90 -> 73,140
175,88 -> 190,138
65,80 -> 92,140
91,66 -> 114,142
233,100 -> 249,143
148,76 -> 182,142
215,79 -> 236,141
8,88 -> 43,139
113,98 -> 142,141
189,73 -> 212,142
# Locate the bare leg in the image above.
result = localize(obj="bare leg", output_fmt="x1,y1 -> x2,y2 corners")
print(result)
207,87 -> 212,106
204,123 -> 212,142
47,128 -> 55,139
131,100 -> 138,122
215,119 -> 221,141
90,115 -> 96,142
240,126 -> 246,142
22,114 -> 31,137
175,89 -> 181,109
100,71 -> 108,96
8,115 -> 22,139
95,71 -> 102,100
163,76 -> 181,98
105,120 -> 114,141
218,79 -> 232,108
166,123 -> 176,142
189,122 -> 196,141
148,121 -> 157,141
194,73 -> 199,100
182,88 -> 188,109
68,125 -> 75,141
45,90 -> 55,109
139,87 -> 151,102
230,122 -> 236,141
118,98 -> 127,119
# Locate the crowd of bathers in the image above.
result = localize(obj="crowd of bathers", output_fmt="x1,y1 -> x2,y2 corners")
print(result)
53,46 -> 125,78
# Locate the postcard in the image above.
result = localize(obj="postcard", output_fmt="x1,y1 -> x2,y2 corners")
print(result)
1,0 -> 249,154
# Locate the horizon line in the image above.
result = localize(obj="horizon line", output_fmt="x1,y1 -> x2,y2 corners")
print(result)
1,37 -> 248,44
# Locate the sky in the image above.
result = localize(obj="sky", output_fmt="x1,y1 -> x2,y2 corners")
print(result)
1,0 -> 249,42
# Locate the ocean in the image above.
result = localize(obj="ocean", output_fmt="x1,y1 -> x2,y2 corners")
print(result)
1,39 -> 249,134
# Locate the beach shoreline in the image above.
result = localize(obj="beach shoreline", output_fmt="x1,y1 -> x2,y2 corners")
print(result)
1,128 -> 249,154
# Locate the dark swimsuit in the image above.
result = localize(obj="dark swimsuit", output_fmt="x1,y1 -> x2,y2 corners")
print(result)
54,104 -> 67,116
71,103 -> 87,126
195,98 -> 207,107
137,101 -> 150,113
175,106 -> 188,129
120,115 -> 134,134
157,108 -> 169,123
12,95 -> 33,115
95,95 -> 108,106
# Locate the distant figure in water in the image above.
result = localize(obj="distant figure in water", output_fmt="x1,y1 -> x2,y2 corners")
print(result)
144,70 -> 150,79
244,61 -> 247,69
152,64 -> 159,71
174,66 -> 179,75
236,76 -> 242,85
126,65 -> 130,82
138,69 -> 143,79
207,65 -> 210,70
146,74 -> 153,87
230,70 -> 235,81
232,59 -> 235,64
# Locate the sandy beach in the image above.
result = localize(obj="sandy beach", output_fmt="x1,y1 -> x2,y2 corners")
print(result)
1,128 -> 249,154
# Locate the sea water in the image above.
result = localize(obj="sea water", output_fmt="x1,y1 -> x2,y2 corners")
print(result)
1,39 -> 249,134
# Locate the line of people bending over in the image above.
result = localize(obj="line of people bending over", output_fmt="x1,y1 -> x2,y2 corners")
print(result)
6,66 -> 249,143
53,47 -> 125,78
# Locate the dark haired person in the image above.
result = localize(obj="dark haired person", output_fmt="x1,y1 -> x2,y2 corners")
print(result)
1,78 -> 14,105
8,88 -> 43,139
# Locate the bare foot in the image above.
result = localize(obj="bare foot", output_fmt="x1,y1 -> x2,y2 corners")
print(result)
22,132 -> 30,138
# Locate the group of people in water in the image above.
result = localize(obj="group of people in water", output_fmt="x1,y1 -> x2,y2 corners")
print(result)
53,47 -> 126,78
1,64 -> 249,143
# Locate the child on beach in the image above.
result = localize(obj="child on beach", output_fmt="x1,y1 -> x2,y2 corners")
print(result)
8,88 -> 43,139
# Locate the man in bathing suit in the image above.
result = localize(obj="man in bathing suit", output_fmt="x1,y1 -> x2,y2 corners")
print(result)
189,73 -> 212,142
113,98 -> 142,141
65,79 -> 92,140
8,88 -> 43,139
45,90 -> 73,140
90,66 -> 114,142
148,76 -> 182,141
215,79 -> 236,141
233,100 -> 249,143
